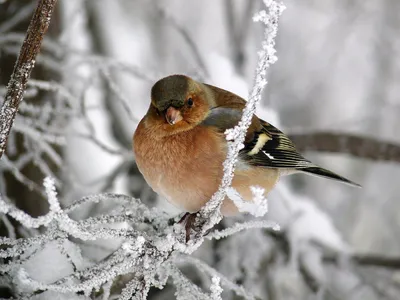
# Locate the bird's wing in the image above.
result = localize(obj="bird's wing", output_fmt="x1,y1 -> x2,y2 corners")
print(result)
249,121 -> 360,187
202,108 -> 313,169
200,83 -> 360,186
241,119 -> 314,169
200,92 -> 314,170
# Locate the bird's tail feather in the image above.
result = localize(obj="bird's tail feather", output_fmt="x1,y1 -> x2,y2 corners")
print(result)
301,167 -> 361,188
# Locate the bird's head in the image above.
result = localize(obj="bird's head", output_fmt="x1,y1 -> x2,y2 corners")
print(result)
149,75 -> 210,133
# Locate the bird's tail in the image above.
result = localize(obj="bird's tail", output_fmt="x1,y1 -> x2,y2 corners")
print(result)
301,166 -> 361,188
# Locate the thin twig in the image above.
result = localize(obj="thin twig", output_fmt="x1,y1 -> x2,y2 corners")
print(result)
0,0 -> 58,160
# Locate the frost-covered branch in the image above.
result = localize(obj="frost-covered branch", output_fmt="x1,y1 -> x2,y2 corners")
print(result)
0,0 -> 58,160
176,255 -> 256,300
193,0 -> 286,238
0,177 -> 277,298
206,220 -> 280,240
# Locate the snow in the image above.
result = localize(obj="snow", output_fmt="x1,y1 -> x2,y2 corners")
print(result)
272,184 -> 349,253
209,277 -> 223,300
226,186 -> 269,217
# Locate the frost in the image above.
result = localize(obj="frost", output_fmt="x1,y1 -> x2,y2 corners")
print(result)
43,177 -> 62,212
121,236 -> 145,254
177,255 -> 256,300
195,0 -> 285,236
0,177 -> 277,298
207,220 -> 280,241
226,186 -> 269,217
209,277 -> 223,300
273,184 -> 349,253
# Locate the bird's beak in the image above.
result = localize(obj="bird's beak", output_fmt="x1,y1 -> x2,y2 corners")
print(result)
165,106 -> 183,125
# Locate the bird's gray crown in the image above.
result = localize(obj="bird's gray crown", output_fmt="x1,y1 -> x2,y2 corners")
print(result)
151,75 -> 189,111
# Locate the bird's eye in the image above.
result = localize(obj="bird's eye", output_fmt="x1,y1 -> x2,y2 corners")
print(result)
187,98 -> 194,107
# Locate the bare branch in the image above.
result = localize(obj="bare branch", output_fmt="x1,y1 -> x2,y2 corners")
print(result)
288,132 -> 400,163
324,253 -> 400,270
0,0 -> 58,160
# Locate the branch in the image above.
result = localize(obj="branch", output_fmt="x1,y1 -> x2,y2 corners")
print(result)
324,253 -> 400,270
0,0 -> 58,160
288,132 -> 400,163
193,1 -> 286,238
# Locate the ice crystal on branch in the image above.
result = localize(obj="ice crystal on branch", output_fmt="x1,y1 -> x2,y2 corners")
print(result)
209,276 -> 223,300
195,0 -> 285,235
226,186 -> 269,217
0,177 -> 274,299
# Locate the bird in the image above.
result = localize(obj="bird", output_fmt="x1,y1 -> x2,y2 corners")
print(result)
133,74 -> 360,218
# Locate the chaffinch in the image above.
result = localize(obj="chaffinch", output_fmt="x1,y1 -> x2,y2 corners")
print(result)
133,74 -> 360,216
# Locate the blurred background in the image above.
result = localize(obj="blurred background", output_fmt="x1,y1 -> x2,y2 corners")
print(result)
1,0 -> 400,299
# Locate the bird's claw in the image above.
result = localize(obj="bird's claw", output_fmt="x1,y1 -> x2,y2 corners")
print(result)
178,212 -> 197,242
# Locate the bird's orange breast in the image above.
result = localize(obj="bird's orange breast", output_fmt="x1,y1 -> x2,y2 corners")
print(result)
133,118 -> 226,213
133,117 -> 280,215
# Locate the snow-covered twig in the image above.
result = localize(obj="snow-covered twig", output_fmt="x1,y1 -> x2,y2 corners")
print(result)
206,220 -> 280,240
176,255 -> 256,300
0,173 -> 285,298
226,186 -> 269,217
209,276 -> 223,300
193,0 -> 286,237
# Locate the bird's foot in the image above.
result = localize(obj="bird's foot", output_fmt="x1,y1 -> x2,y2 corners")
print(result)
178,212 -> 197,242
177,213 -> 215,242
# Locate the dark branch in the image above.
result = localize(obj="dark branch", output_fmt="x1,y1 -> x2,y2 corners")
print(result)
324,253 -> 400,270
289,132 -> 400,163
0,0 -> 58,160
